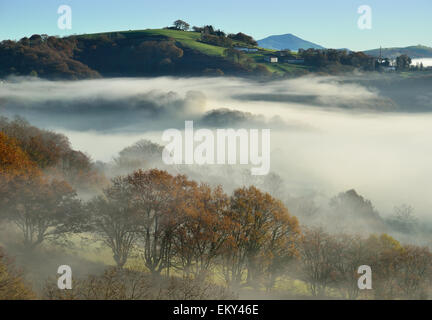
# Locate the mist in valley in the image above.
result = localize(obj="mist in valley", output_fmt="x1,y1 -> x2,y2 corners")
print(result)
1,75 -> 432,221
412,58 -> 432,67
1,73 -> 432,299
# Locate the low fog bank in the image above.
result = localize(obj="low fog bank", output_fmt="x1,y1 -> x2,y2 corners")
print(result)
1,75 -> 432,222
92,137 -> 432,247
412,58 -> 432,67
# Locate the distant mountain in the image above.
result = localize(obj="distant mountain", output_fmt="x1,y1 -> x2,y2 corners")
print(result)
258,33 -> 325,51
363,45 -> 432,59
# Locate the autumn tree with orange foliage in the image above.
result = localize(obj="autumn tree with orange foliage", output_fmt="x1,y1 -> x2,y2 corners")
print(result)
173,184 -> 232,278
221,186 -> 301,289
0,116 -> 106,191
0,117 -> 67,168
0,247 -> 34,299
126,169 -> 196,276
362,234 -> 432,299
364,234 -> 404,299
0,131 -> 41,219
0,131 -> 39,177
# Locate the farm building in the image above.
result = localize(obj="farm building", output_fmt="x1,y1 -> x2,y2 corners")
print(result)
264,56 -> 278,63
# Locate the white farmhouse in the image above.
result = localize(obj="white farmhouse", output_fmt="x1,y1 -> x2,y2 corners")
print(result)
264,56 -> 278,63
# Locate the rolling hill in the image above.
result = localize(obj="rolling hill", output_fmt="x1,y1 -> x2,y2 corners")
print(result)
363,45 -> 432,59
0,28 -> 311,79
257,33 -> 325,51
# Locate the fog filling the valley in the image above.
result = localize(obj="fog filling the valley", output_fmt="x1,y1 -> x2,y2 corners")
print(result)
412,58 -> 432,67
1,75 -> 432,220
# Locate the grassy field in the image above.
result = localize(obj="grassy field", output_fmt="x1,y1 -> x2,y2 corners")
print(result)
245,50 -> 309,75
139,29 -> 228,56
265,62 -> 310,75
78,29 -> 228,56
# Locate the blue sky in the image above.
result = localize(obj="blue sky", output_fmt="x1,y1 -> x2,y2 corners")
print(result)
0,0 -> 430,51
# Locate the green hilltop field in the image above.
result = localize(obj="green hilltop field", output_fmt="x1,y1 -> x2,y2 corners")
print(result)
76,28 -> 310,76
80,28 -> 228,56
